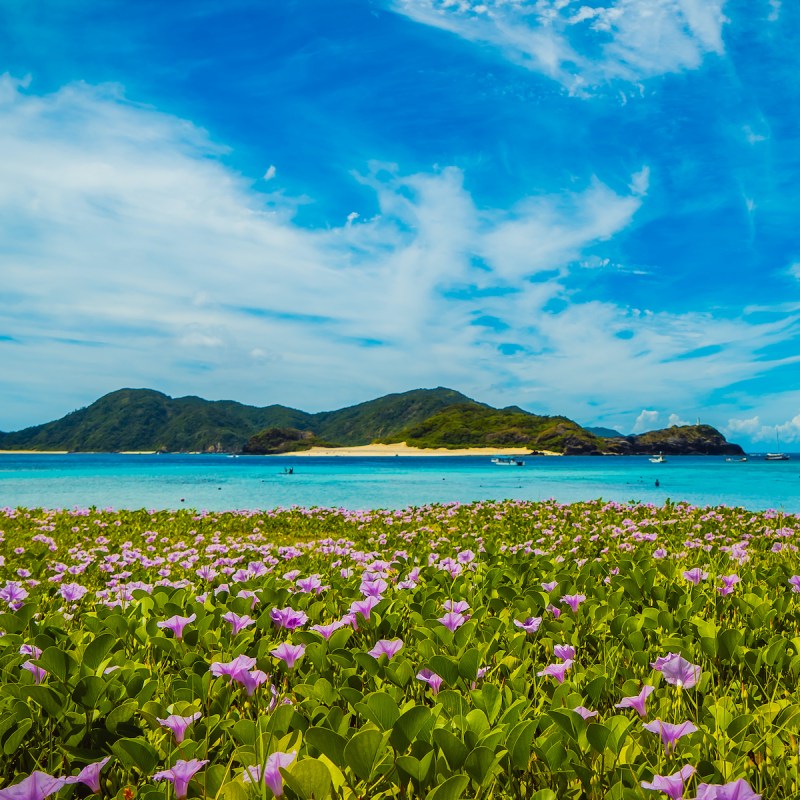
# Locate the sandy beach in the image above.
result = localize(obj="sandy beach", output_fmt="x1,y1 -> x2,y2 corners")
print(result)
282,443 -> 559,457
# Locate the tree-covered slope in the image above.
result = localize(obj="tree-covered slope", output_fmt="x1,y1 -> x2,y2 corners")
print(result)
602,424 -> 745,456
377,403 -> 604,454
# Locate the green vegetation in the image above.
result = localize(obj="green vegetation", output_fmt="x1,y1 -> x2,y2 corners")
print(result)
241,427 -> 337,454
378,404 -> 603,454
604,424 -> 745,456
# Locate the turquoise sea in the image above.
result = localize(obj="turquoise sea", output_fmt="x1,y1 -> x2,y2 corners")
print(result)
0,453 -> 799,512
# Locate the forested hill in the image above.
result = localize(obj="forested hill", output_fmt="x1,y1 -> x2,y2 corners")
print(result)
0,387 -> 473,452
0,388 -> 744,455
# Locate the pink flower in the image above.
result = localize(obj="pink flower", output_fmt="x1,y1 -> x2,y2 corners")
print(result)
310,621 -> 345,639
270,607 -> 308,630
416,669 -> 443,695
553,644 -> 575,660
641,765 -> 696,800
443,600 -> 470,613
222,612 -> 255,635
153,759 -> 208,800
651,653 -> 701,689
243,751 -> 297,797
513,617 -> 542,635
210,654 -> 257,682
560,594 -> 586,613
271,642 -> 305,669
22,661 -> 47,684
615,685 -> 655,717
572,706 -> 597,720
682,568 -> 708,585
0,771 -> 66,800
349,596 -> 380,621
643,720 -> 698,754
368,639 -> 404,660
157,712 -> 201,744
693,779 -> 761,800
156,613 -> 196,640
438,611 -> 468,631
64,757 -> 112,794
789,575 -> 800,593
537,659 -> 573,683
541,581 -> 558,592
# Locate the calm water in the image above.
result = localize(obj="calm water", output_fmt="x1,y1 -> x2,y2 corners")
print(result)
0,453 -> 799,512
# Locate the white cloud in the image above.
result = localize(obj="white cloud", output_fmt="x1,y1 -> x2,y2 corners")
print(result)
390,0 -> 729,92
633,409 -> 660,433
1,76 -> 798,434
263,164 -> 276,181
726,416 -> 761,435
668,413 -> 690,426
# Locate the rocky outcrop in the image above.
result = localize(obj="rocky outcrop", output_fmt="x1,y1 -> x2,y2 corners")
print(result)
602,424 -> 745,456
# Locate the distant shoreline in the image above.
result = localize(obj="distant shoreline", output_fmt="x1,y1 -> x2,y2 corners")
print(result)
0,444 -> 560,457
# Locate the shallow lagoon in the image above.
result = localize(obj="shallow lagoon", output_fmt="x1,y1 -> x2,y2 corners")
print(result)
0,453 -> 798,512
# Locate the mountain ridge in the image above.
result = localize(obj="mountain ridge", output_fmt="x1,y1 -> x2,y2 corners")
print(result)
0,387 -> 744,455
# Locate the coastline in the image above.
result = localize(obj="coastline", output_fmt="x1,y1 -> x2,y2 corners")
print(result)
279,443 -> 560,457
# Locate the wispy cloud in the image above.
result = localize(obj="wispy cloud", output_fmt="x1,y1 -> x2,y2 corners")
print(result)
390,0 -> 729,92
0,75 -> 795,435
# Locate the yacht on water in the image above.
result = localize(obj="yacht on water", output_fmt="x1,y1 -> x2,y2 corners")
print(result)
491,456 -> 526,466
649,453 -> 667,464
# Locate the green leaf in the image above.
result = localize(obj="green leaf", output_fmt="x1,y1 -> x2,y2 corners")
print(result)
282,757 -> 332,800
305,727 -> 347,767
458,649 -> 481,682
464,747 -> 498,785
83,633 -> 118,670
506,720 -> 536,771
3,719 -> 32,754
717,629 -> 743,662
586,722 -> 611,754
72,676 -> 107,709
428,655 -> 459,687
26,685 -> 64,718
471,685 -> 501,724
390,705 -> 433,752
35,647 -> 75,684
432,728 -> 469,770
426,775 -> 470,800
106,699 -> 138,732
396,751 -> 434,786
343,728 -> 386,783
111,737 -> 159,773
232,719 -> 256,747
358,692 -> 400,731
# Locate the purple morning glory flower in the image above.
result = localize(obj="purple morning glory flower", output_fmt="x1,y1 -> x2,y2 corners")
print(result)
368,639 -> 404,660
541,581 -> 558,592
157,712 -> 201,744
641,765 -> 696,800
682,568 -> 709,585
789,575 -> 800,593
22,661 -> 47,684
651,653 -> 702,689
310,620 -> 345,639
553,644 -> 576,660
156,613 -> 196,640
0,771 -> 66,800
693,779 -> 761,800
153,759 -> 208,800
572,706 -> 597,720
64,757 -> 112,794
210,654 -> 257,682
717,575 -> 740,596
615,684 -> 655,717
270,607 -> 308,630
537,659 -> 573,683
296,575 -> 325,594
19,644 -> 42,659
514,616 -> 542,634
243,751 -> 297,797
416,669 -> 444,694
561,594 -> 586,613
271,642 -> 306,669
360,578 -> 388,598
438,611 -> 468,631
643,720 -> 698,754
443,600 -> 470,613
238,669 -> 269,696
222,611 -> 255,635
59,583 -> 88,602
349,596 -> 380,621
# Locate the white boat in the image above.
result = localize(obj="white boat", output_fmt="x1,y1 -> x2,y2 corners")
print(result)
765,453 -> 790,461
725,457 -> 748,462
649,453 -> 666,463
491,456 -> 525,466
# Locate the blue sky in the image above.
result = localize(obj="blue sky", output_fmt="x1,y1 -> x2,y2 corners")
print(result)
1,0 -> 799,447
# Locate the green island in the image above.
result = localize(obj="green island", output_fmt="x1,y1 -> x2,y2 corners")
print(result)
0,387 -> 744,456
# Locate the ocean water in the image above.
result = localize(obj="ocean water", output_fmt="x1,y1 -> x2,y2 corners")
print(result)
0,453 -> 799,512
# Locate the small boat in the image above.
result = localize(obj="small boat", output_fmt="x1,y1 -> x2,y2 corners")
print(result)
725,457 -> 748,462
491,456 -> 525,466
649,453 -> 667,463
765,453 -> 790,461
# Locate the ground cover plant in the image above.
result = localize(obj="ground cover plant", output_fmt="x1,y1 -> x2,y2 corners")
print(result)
0,499 -> 797,799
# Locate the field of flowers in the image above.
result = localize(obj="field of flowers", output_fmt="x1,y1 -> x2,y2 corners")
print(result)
0,498 -> 797,800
